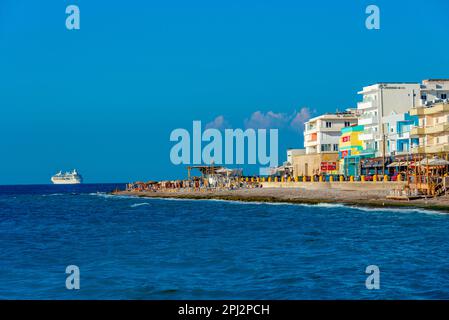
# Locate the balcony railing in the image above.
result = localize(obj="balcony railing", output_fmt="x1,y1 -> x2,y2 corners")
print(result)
357,100 -> 378,110
359,133 -> 374,141
410,124 -> 449,136
358,114 -> 378,126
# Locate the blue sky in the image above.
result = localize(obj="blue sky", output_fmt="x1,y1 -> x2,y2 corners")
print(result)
1,0 -> 449,184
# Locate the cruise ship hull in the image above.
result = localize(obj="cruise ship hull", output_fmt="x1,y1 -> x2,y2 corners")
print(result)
51,178 -> 82,184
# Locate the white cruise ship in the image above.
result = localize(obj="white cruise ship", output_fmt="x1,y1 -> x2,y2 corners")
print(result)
51,170 -> 83,184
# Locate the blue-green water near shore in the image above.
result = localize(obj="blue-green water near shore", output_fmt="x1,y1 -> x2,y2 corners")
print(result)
1,184 -> 449,299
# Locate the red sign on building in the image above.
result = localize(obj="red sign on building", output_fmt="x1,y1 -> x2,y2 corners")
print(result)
320,162 -> 337,172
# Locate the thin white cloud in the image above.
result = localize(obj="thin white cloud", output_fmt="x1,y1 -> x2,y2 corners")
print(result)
205,115 -> 231,130
244,107 -> 314,131
205,107 -> 314,132
244,111 -> 289,129
290,107 -> 313,132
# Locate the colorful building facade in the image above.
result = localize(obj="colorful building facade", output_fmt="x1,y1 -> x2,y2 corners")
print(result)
338,125 -> 364,159
338,125 -> 373,177
383,112 -> 419,156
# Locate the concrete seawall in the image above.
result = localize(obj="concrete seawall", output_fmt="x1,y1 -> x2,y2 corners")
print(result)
261,181 -> 407,191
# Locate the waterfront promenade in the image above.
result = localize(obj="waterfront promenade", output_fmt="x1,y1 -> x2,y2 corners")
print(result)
113,181 -> 449,212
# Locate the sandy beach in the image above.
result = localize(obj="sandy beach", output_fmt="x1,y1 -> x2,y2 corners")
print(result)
112,186 -> 449,212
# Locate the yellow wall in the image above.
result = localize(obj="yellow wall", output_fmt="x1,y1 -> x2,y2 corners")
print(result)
339,125 -> 364,158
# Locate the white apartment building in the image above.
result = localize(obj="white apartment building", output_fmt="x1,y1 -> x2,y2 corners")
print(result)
304,112 -> 358,154
419,79 -> 449,105
357,83 -> 421,157
357,80 -> 449,157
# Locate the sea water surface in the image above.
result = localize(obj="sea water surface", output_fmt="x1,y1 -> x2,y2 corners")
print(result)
1,184 -> 449,299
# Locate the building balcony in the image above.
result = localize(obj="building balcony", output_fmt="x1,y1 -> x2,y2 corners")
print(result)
410,102 -> 449,116
304,127 -> 317,134
304,140 -> 318,147
411,144 -> 449,154
425,123 -> 449,135
359,132 -> 374,141
410,123 -> 449,136
358,115 -> 378,126
397,132 -> 410,139
411,146 -> 424,154
357,100 -> 378,110
410,127 -> 425,136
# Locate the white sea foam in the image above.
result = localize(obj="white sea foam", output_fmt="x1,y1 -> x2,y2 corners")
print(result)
88,192 -> 138,200
147,197 -> 447,215
286,201 -> 445,215
130,202 -> 150,208
104,193 -> 448,215
346,205 -> 447,215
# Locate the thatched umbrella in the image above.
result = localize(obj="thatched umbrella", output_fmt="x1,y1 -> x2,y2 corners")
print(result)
419,157 -> 449,167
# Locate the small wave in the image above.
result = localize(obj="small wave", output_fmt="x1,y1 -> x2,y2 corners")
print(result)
346,205 -> 446,215
130,203 -> 150,208
140,197 -> 447,215
42,193 -> 64,197
279,201 -> 444,215
295,201 -> 445,215
97,193 -> 448,215
88,192 -> 138,200
311,203 -> 347,209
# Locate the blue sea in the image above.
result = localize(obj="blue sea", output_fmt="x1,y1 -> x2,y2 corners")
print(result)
1,184 -> 449,299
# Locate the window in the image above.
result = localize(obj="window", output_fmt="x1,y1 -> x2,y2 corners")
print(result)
421,93 -> 427,100
441,93 -> 447,99
333,144 -> 339,151
344,121 -> 351,127
325,122 -> 332,128
320,144 -> 331,152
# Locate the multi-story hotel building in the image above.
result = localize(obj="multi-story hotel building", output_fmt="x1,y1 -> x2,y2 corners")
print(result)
410,101 -> 449,154
409,79 -> 449,155
357,83 -> 421,157
304,112 -> 358,155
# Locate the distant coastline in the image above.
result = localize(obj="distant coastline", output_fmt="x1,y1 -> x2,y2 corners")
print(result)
112,186 -> 449,213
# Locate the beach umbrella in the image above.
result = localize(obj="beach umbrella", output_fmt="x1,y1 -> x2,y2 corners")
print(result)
387,161 -> 399,168
419,157 -> 449,166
